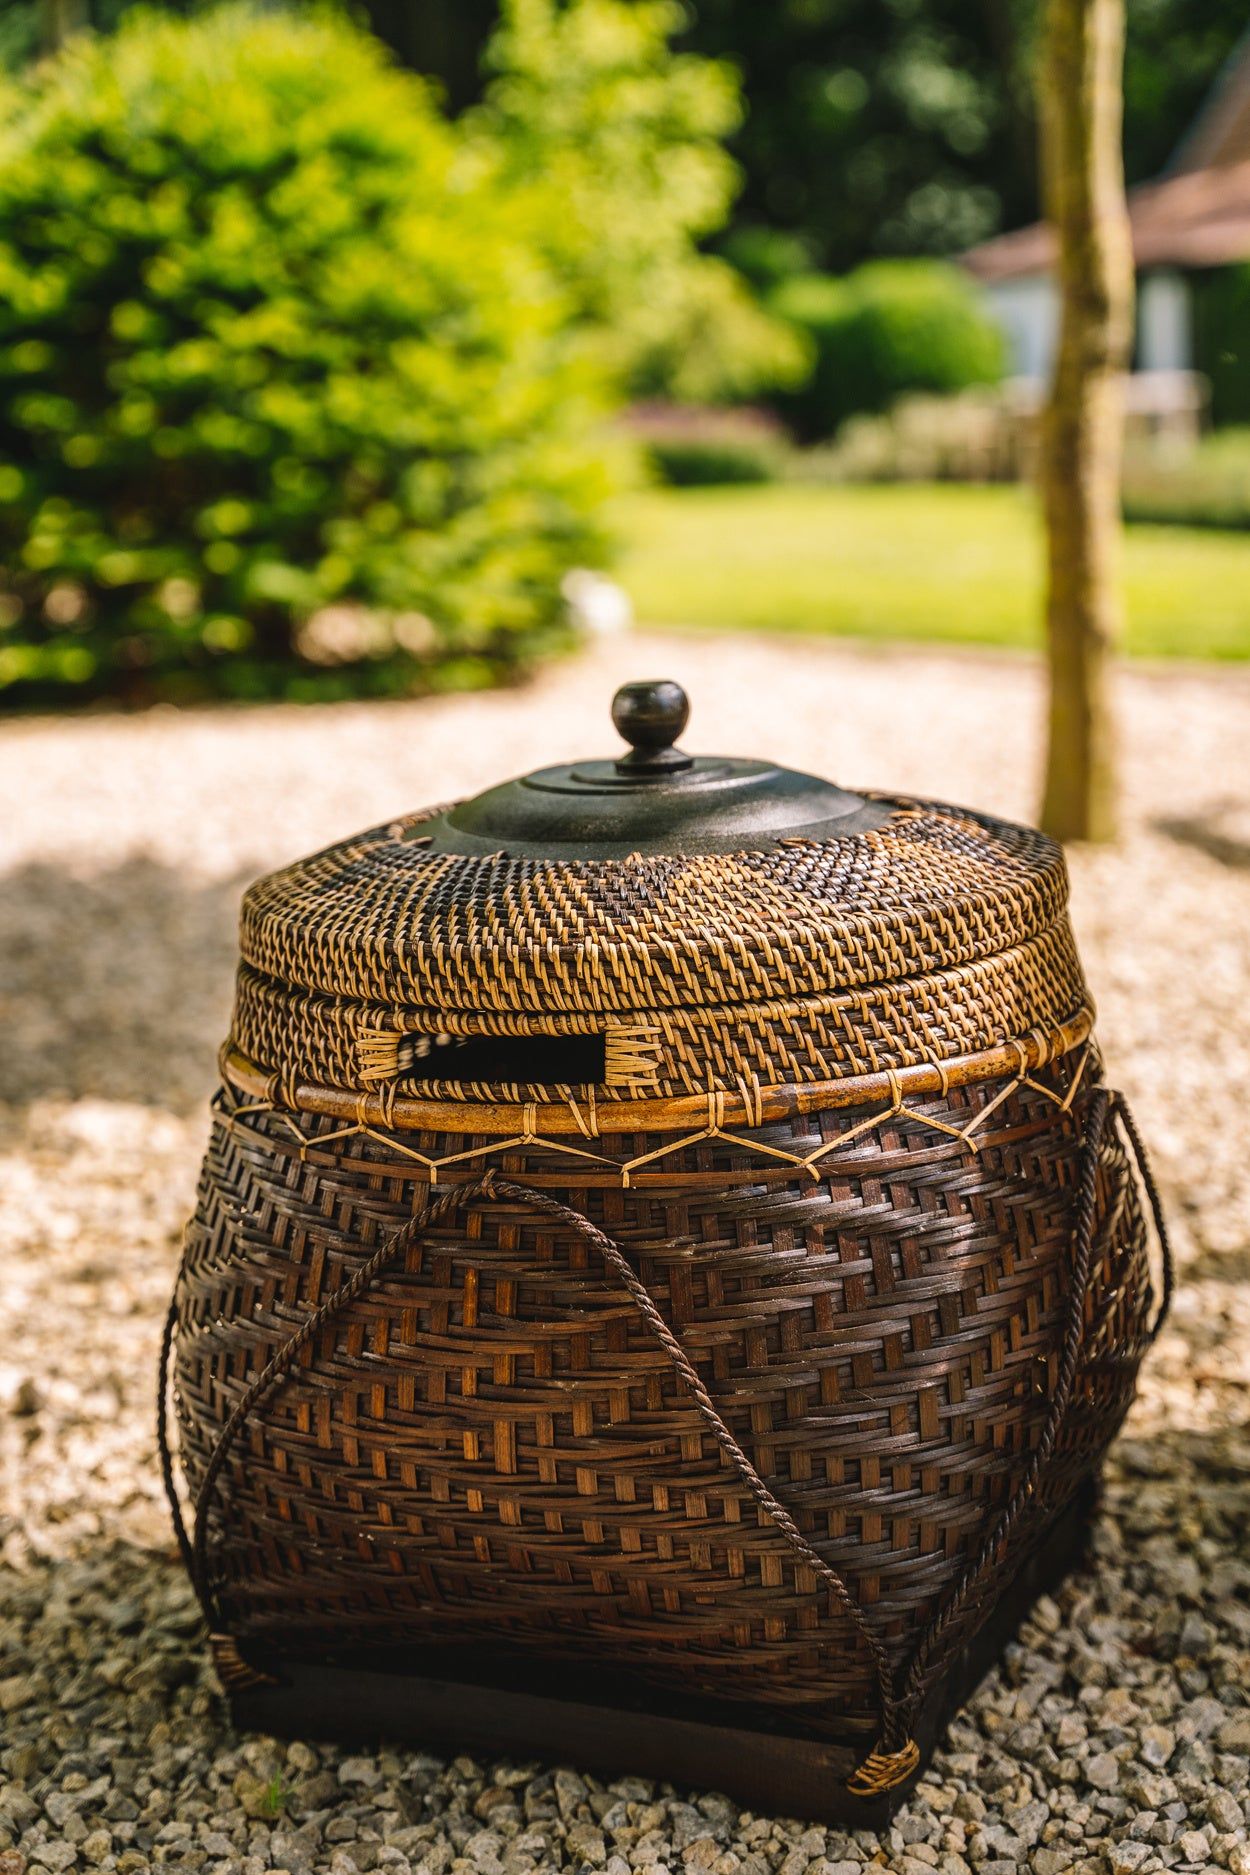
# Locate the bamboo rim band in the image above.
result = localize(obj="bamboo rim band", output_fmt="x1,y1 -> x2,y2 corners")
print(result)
220,1005 -> 1094,1137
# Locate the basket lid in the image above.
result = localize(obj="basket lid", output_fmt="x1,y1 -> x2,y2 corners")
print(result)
236,680 -> 1077,1035
415,680 -> 890,859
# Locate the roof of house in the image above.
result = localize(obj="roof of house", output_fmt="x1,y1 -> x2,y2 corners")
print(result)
964,33 -> 1250,282
964,159 -> 1250,282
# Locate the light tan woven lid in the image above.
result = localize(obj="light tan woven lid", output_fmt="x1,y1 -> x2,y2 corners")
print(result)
237,681 -> 1074,1022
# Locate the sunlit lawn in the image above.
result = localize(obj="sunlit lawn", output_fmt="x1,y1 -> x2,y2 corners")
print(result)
615,484 -> 1250,660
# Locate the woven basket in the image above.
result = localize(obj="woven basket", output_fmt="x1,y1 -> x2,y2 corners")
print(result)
161,682 -> 1169,1813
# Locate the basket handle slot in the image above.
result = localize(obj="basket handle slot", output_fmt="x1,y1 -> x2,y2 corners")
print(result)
397,1030 -> 607,1089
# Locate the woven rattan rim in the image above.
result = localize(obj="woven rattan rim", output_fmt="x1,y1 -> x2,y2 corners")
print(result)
220,1004 -> 1094,1137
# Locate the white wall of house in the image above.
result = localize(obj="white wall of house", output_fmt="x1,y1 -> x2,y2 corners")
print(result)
1137,269 -> 1193,371
984,266 -> 1194,383
983,276 -> 1060,382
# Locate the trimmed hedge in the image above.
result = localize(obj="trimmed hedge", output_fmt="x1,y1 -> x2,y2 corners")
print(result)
771,260 -> 1005,441
0,6 -> 608,706
1122,430 -> 1250,530
625,403 -> 790,485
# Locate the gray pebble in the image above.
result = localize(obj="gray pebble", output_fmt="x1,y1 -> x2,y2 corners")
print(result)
1104,1843 -> 1151,1874
1085,1754 -> 1122,1793
1139,1728 -> 1176,1768
1204,1790 -> 1242,1832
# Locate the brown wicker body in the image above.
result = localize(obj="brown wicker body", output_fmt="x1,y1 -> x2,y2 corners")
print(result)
163,784 -> 1170,1808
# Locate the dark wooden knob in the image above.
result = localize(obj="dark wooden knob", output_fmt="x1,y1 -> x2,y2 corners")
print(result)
611,681 -> 692,773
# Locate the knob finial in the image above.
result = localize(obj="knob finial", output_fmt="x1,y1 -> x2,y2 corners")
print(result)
611,680 -> 693,775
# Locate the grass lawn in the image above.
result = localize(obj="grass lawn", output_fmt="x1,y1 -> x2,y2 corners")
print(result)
615,484 -> 1250,660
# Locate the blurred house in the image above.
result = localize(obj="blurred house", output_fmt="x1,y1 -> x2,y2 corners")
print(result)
963,34 -> 1250,433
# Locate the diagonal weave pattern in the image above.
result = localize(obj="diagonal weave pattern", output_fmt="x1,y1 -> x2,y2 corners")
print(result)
171,1051 -> 1154,1744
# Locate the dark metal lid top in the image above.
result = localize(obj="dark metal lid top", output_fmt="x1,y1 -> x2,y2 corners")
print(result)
416,679 -> 890,859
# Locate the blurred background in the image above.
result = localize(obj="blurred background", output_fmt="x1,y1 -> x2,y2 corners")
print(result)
2,0 -> 1250,712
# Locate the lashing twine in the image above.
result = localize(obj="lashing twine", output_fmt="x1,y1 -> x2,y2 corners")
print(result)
216,1017 -> 1101,1190
159,1086 -> 1172,1798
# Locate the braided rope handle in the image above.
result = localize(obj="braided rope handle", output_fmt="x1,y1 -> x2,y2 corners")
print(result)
158,1086 -> 1172,1796
1114,1090 -> 1174,1341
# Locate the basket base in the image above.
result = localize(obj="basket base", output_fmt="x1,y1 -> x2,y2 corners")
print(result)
228,1481 -> 1096,1827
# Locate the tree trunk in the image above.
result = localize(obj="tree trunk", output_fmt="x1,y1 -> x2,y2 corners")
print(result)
39,0 -> 89,52
1038,0 -> 1134,843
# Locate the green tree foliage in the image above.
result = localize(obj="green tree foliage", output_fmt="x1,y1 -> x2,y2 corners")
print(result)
7,1 -> 1246,282
1193,264 -> 1250,428
680,0 -> 1036,273
771,262 -> 1005,439
350,0 -> 497,113
681,0 -> 1248,273
469,0 -> 808,404
1121,0 -> 1250,183
0,5 -> 610,706
0,6 -> 40,65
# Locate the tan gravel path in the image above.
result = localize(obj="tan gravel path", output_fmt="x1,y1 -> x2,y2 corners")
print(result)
2,632 -> 1249,1875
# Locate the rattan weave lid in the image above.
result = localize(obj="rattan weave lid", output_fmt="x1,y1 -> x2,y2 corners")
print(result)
236,681 -> 1078,1034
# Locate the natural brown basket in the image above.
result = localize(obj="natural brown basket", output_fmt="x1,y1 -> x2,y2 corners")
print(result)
160,696 -> 1172,1819
162,1033 -> 1169,1810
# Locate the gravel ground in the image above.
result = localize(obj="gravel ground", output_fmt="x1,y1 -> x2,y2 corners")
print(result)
2,631 -> 1249,1875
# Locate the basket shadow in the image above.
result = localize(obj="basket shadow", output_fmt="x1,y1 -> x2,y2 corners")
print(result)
0,856 -> 246,1114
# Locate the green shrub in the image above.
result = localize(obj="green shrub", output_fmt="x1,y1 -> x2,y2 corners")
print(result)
796,390 -> 1017,485
625,403 -> 790,485
0,5 -> 609,707
1122,430 -> 1250,529
719,224 -> 815,296
472,0 -> 808,407
770,260 -> 1006,441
